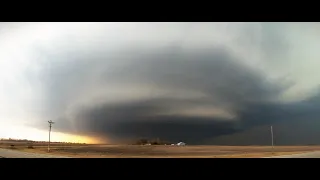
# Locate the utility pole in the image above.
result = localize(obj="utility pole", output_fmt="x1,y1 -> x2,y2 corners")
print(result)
48,120 -> 54,153
271,126 -> 274,153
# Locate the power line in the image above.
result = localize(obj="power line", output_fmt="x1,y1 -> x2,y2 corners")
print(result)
48,120 -> 54,153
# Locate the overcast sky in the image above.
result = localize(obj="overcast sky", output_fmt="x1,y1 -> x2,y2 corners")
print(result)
1,22 -> 320,144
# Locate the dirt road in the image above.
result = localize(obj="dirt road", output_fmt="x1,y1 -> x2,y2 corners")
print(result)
268,151 -> 320,158
0,148 -> 69,158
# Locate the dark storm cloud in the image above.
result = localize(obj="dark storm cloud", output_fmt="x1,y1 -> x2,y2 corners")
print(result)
205,92 -> 320,145
75,98 -> 238,143
20,22 -> 320,144
29,46 -> 296,144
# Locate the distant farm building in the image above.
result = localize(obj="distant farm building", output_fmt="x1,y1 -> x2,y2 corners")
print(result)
177,142 -> 186,146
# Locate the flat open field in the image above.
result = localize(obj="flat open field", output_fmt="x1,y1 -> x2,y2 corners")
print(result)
2,141 -> 320,157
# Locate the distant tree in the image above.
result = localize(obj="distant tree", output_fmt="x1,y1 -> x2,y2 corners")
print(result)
135,139 -> 148,145
9,144 -> 15,149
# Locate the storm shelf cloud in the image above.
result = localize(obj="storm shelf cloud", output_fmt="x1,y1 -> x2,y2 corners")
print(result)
1,22 -> 320,144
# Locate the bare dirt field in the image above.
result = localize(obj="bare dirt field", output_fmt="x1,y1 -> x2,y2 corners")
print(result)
2,141 -> 320,158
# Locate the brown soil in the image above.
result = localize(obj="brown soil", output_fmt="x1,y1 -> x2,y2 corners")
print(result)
1,142 -> 320,158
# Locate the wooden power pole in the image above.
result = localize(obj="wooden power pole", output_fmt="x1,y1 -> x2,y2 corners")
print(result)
48,120 -> 54,152
271,126 -> 274,153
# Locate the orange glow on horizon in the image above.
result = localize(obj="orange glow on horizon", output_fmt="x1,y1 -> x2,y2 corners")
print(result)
50,132 -> 102,144
0,122 -> 105,144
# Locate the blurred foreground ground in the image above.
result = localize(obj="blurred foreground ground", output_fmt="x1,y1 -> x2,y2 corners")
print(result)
2,141 -> 320,158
